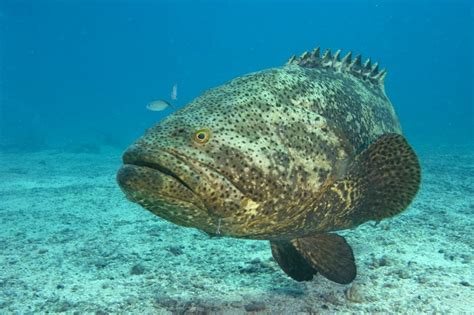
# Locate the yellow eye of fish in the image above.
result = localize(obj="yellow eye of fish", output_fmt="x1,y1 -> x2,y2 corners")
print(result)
194,129 -> 211,144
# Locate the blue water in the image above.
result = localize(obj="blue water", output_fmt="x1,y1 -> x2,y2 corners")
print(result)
1,0 -> 473,313
1,0 -> 472,149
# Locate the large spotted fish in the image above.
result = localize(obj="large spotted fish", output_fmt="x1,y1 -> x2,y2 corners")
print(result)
117,46 -> 421,284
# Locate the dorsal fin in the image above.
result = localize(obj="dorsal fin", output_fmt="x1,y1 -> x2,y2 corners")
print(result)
286,46 -> 387,85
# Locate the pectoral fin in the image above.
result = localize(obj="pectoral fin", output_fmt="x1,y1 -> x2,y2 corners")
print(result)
314,133 -> 421,229
270,239 -> 318,281
344,133 -> 421,223
270,233 -> 356,284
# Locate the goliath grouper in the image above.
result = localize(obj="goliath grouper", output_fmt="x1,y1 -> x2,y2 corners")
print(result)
117,46 -> 421,284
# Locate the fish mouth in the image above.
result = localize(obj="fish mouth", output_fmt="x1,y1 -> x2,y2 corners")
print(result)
117,146 -> 198,200
117,146 -> 218,232
126,159 -> 194,192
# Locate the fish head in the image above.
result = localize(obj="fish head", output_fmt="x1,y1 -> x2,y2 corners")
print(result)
117,69 -> 348,238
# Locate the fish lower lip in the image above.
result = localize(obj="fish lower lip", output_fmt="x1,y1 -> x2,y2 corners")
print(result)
127,161 -> 193,192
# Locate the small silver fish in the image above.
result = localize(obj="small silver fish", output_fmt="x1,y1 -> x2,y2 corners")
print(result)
146,99 -> 171,112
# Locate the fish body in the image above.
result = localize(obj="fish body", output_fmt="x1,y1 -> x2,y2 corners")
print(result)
146,99 -> 171,111
118,47 -> 420,284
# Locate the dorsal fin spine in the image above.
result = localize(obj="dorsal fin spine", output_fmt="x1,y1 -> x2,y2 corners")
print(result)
287,55 -> 297,65
285,46 -> 386,85
375,69 -> 387,83
370,62 -> 379,75
341,52 -> 352,65
349,54 -> 362,70
322,49 -> 331,60
363,58 -> 371,70
311,47 -> 320,58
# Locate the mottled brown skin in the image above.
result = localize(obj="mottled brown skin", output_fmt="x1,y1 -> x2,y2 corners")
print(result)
117,62 -> 404,241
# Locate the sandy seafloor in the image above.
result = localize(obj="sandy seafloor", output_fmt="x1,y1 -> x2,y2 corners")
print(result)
0,143 -> 473,314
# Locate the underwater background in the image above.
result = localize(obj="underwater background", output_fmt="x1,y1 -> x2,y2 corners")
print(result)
1,0 -> 473,313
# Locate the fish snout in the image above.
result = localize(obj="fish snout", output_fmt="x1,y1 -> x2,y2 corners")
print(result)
116,164 -> 140,194
122,144 -> 144,165
117,144 -> 159,196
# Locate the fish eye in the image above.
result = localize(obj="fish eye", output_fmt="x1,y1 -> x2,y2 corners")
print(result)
193,128 -> 211,144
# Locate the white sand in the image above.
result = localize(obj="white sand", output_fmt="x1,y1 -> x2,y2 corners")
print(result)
0,145 -> 472,313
